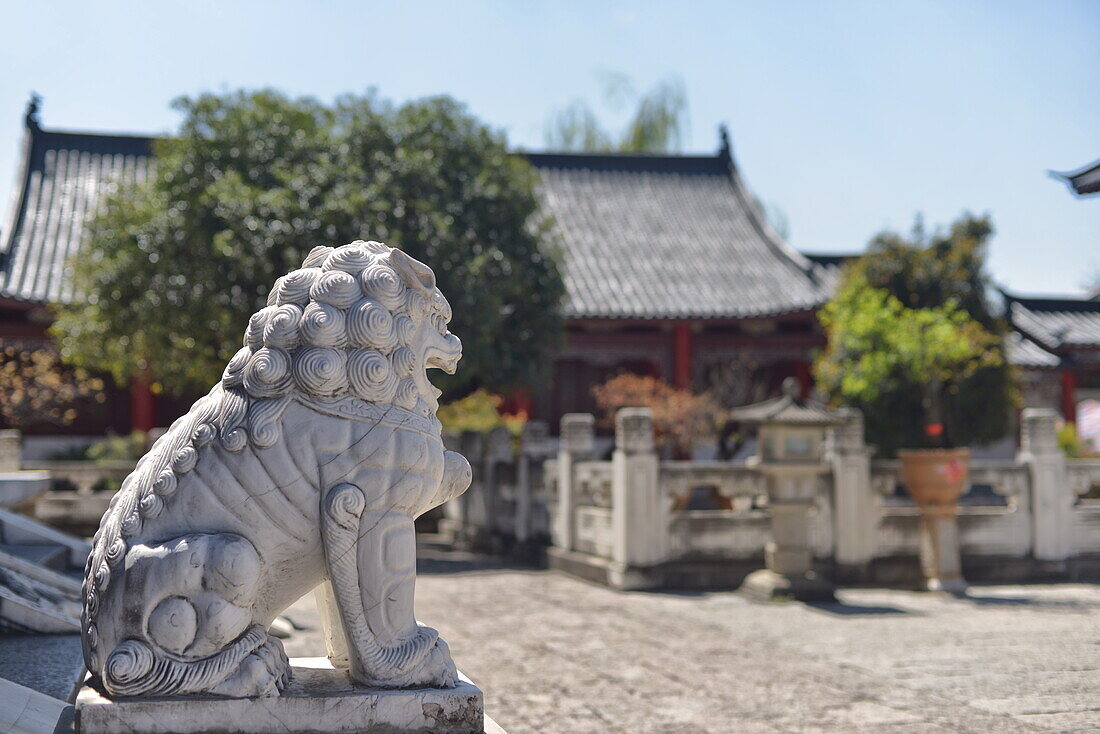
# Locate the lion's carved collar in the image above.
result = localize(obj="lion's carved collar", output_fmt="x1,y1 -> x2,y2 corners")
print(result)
294,394 -> 441,435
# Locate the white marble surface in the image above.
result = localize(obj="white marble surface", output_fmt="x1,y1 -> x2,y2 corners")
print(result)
0,470 -> 51,509
77,658 -> 486,733
1,678 -> 70,734
0,546 -> 82,633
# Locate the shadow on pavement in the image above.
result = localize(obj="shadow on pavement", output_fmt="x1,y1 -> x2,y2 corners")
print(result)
806,600 -> 917,616
416,537 -> 527,575
961,593 -> 1095,609
637,589 -> 712,598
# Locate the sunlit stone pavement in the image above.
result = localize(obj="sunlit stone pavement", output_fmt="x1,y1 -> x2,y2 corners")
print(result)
282,543 -> 1100,733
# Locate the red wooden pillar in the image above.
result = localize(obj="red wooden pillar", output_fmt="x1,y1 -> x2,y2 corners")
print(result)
1061,369 -> 1077,424
502,387 -> 533,418
793,359 -> 812,399
673,322 -> 692,390
130,374 -> 156,434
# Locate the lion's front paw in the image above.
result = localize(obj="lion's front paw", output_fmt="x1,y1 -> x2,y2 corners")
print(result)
208,636 -> 291,698
349,626 -> 459,689
402,634 -> 458,689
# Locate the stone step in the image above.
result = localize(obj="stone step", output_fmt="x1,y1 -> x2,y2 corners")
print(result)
0,507 -> 92,573
0,633 -> 84,702
0,544 -> 69,572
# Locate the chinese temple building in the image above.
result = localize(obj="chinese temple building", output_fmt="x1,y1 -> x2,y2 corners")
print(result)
1006,293 -> 1100,449
525,136 -> 839,419
0,100 -> 157,433
1,100 -> 837,433
2,97 -> 1097,440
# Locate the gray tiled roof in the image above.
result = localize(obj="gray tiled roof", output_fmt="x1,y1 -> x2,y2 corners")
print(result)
0,124 -> 152,304
2,123 -> 828,320
1004,331 -> 1060,369
1008,296 -> 1100,350
526,152 -> 830,319
1053,159 -> 1100,196
801,253 -> 852,297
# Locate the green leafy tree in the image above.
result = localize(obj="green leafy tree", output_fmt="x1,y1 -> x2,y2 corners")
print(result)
858,215 -> 1000,330
547,75 -> 793,239
814,214 -> 1015,455
545,74 -> 688,153
545,100 -> 614,152
53,90 -> 564,398
437,389 -> 526,436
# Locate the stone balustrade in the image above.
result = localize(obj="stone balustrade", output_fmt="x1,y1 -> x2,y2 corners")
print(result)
0,432 -> 138,534
1067,459 -> 1100,556
10,405 -> 1099,590
3,430 -> 136,496
29,463 -> 135,536
439,421 -> 555,558
445,407 -> 1100,589
23,460 -> 135,495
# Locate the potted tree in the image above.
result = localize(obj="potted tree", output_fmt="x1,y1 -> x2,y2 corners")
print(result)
814,215 -> 1014,591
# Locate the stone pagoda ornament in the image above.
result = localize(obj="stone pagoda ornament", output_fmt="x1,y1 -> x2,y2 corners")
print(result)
732,378 -> 841,602
77,242 -> 487,733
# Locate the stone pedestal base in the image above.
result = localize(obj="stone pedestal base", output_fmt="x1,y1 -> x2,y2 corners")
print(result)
739,568 -> 836,602
924,576 -> 968,595
919,509 -> 967,595
76,657 -> 488,734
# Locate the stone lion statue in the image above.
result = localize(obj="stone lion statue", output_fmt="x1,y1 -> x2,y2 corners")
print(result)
82,241 -> 472,698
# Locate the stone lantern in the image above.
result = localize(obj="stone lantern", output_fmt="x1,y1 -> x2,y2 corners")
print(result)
732,378 -> 841,602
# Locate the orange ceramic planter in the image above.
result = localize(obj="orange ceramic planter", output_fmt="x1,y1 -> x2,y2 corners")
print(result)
898,448 -> 970,507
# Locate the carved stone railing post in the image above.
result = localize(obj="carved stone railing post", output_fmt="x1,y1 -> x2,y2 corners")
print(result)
1019,408 -> 1073,564
517,420 -> 550,544
610,408 -> 665,588
439,429 -> 464,534
555,414 -> 594,552
460,431 -> 486,538
0,429 -> 21,473
484,426 -> 512,538
830,409 -> 876,581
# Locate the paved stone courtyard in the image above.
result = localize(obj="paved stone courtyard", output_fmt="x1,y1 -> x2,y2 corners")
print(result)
283,544 -> 1100,733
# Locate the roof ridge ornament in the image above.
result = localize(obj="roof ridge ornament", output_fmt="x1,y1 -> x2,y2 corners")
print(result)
718,124 -> 733,167
24,93 -> 41,131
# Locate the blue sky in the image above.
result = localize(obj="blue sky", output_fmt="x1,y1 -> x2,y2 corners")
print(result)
1,0 -> 1097,295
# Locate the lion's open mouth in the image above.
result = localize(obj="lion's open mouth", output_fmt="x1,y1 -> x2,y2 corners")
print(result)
426,333 -> 462,374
